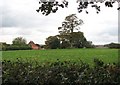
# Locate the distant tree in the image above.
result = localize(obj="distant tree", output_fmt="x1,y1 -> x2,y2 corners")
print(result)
71,32 -> 87,48
60,40 -> 70,49
58,32 -> 90,48
0,42 -> 10,51
45,36 -> 60,49
85,41 -> 95,48
58,14 -> 85,48
67,32 -> 88,48
12,37 -> 27,46
37,0 -> 120,16
1,37 -> 31,51
104,42 -> 120,49
58,14 -> 83,34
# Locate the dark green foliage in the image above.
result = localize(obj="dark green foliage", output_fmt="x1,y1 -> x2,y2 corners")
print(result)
70,32 -> 87,48
58,32 -> 94,48
94,58 -> 104,67
37,0 -> 68,16
44,14 -> 94,49
12,37 -> 27,46
104,43 -> 120,49
58,14 -> 83,34
0,43 -> 10,51
46,32 -> 94,49
57,14 -> 94,48
60,40 -> 70,49
45,36 -> 60,49
2,45 -> 32,51
85,41 -> 95,48
2,59 -> 120,85
5,45 -> 32,50
37,0 -> 120,15
2,37 -> 32,51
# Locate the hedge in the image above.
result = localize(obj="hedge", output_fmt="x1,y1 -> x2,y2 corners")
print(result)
3,45 -> 32,51
2,59 -> 120,85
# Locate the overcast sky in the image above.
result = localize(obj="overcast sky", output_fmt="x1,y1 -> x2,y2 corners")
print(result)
0,0 -> 119,45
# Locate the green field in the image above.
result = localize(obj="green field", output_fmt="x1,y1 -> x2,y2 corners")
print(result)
2,48 -> 118,65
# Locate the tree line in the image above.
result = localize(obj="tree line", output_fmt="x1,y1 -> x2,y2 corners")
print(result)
45,32 -> 94,49
1,37 -> 32,51
104,43 -> 120,49
1,14 -> 119,50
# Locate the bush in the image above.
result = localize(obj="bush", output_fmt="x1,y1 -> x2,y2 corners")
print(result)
4,45 -> 32,51
2,59 -> 120,85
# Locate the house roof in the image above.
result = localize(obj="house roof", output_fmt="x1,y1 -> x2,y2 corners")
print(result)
28,41 -> 35,44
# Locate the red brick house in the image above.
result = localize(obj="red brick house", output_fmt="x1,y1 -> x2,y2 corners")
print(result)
28,41 -> 41,50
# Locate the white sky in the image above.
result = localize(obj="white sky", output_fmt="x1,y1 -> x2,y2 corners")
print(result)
0,0 -> 119,45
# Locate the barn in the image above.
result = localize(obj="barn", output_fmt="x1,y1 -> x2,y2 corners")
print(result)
28,41 -> 41,50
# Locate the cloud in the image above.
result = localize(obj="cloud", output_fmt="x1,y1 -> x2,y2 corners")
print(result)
0,0 -> 118,45
1,0 -> 78,28
2,0 -> 41,28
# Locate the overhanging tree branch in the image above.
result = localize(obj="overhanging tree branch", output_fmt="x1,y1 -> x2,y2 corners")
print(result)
37,0 -> 120,15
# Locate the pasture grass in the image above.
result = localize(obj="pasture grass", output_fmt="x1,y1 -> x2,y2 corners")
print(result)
2,48 -> 119,65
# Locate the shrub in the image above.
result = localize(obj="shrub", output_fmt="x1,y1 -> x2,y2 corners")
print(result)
2,59 -> 120,85
5,45 -> 32,51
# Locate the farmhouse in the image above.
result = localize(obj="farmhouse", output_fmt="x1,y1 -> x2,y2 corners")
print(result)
28,41 -> 41,50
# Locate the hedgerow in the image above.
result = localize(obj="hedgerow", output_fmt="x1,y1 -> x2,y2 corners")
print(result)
3,45 -> 32,51
2,59 -> 120,85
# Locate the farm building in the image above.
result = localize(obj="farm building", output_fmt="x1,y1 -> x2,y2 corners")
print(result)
95,45 -> 108,48
28,41 -> 41,50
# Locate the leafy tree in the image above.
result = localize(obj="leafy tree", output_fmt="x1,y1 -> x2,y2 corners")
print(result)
65,32 -> 88,48
60,40 -> 71,49
0,42 -> 10,51
12,37 -> 27,46
71,32 -> 87,48
58,32 -> 90,48
58,14 -> 85,48
45,36 -> 60,49
85,41 -> 95,48
1,37 -> 31,51
36,0 -> 68,16
44,14 -> 94,49
58,14 -> 83,34
37,0 -> 120,16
